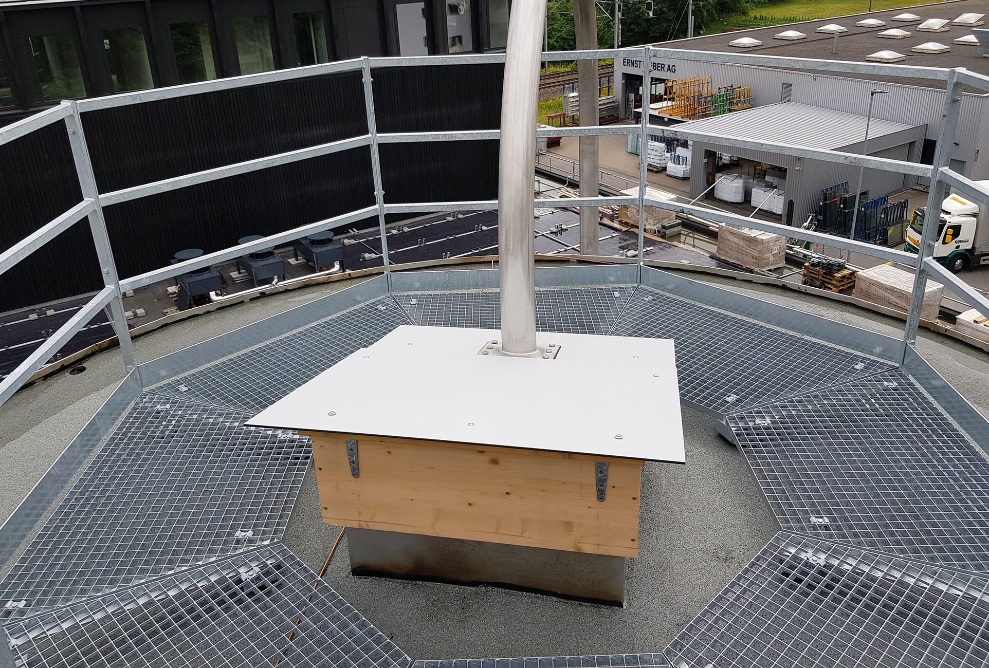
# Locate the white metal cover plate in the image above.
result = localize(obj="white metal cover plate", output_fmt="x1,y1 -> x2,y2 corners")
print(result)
248,326 -> 685,463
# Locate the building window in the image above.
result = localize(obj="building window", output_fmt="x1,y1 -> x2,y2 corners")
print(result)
170,22 -> 217,84
103,27 -> 154,93
488,0 -> 509,49
233,16 -> 274,75
293,12 -> 329,66
30,35 -> 86,101
0,41 -> 14,107
446,0 -> 473,52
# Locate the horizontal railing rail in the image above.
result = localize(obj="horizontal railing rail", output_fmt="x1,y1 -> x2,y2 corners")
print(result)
5,45 -> 989,407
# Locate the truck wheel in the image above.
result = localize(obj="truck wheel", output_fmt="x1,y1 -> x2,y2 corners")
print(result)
947,253 -> 970,273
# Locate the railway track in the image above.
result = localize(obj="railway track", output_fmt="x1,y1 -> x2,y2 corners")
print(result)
539,64 -> 615,98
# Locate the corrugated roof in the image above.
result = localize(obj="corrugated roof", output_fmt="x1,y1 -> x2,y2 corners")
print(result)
676,102 -> 924,149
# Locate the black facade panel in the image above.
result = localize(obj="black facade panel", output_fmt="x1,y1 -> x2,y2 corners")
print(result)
380,140 -> 498,204
0,122 -> 101,313
373,64 -> 503,133
81,70 -> 367,193
101,147 -> 374,279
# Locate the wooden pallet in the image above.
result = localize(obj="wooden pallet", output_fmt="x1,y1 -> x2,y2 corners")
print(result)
802,264 -> 857,292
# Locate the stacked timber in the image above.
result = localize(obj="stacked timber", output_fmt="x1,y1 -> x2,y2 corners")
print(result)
802,259 -> 856,292
716,225 -> 786,270
618,187 -> 677,232
954,308 -> 989,344
853,263 -> 943,320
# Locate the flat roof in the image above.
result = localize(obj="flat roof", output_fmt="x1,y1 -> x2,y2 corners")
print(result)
650,0 -> 989,86
677,102 -> 925,149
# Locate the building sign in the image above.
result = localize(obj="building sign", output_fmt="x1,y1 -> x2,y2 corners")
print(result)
621,58 -> 677,75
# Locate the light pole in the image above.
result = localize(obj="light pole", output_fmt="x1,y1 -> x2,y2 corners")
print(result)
848,89 -> 888,254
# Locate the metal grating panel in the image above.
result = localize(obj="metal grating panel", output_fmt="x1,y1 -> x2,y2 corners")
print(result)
4,544 -> 411,668
728,370 -> 989,571
665,532 -> 989,667
152,297 -> 411,414
414,655 -> 669,668
0,394 -> 310,620
397,286 -> 636,333
610,287 -> 893,412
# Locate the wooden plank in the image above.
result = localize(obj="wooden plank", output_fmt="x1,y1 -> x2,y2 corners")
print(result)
305,431 -> 644,558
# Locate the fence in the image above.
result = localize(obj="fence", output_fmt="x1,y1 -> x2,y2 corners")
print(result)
2,47 -> 989,407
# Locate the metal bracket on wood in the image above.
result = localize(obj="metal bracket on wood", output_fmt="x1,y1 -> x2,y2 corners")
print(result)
345,439 -> 360,478
595,461 -> 608,502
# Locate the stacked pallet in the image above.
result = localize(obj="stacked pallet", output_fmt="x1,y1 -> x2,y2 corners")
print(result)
954,308 -> 989,344
647,141 -> 668,170
618,186 -> 677,232
802,260 -> 856,292
716,225 -> 786,270
853,264 -> 943,320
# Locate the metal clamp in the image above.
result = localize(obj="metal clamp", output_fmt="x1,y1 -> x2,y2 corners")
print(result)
595,462 -> 608,502
345,439 -> 360,478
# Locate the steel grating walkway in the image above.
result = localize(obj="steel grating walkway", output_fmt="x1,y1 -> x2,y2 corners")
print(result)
665,532 -> 989,668
152,297 -> 410,414
4,271 -> 989,667
0,394 -> 310,621
726,370 -> 989,572
4,544 -> 411,668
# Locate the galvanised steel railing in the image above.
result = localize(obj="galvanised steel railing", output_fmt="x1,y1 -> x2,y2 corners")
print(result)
2,47 -> 989,406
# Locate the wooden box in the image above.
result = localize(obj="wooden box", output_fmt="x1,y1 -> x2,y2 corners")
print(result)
954,308 -> 989,344
853,264 -> 943,321
618,186 -> 677,232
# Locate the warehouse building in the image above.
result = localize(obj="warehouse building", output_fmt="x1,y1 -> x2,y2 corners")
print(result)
617,0 -> 989,225
0,0 -> 511,124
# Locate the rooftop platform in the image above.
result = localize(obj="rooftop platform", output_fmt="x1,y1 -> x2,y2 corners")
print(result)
1,263 -> 988,666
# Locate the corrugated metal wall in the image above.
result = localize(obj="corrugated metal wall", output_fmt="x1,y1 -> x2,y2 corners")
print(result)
2,64 -> 503,314
0,124 -> 102,313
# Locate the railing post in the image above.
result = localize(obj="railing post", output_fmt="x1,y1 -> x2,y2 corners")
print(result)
361,57 -> 392,290
64,103 -> 135,372
637,47 -> 651,278
903,69 -> 963,361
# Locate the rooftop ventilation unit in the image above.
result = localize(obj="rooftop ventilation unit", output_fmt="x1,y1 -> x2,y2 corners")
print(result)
866,50 -> 906,62
912,41 -> 950,53
954,34 -> 980,45
774,30 -> 806,40
954,13 -> 985,27
877,28 -> 911,39
917,18 -> 950,32
817,24 -> 847,34
856,18 -> 886,28
891,13 -> 920,22
729,37 -> 762,48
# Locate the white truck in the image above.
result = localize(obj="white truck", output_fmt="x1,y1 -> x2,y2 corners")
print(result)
905,187 -> 989,272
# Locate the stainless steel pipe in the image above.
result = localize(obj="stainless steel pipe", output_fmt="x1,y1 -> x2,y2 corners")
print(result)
497,0 -> 545,355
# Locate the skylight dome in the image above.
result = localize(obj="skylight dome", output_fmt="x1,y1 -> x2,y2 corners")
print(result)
877,28 -> 911,39
954,34 -> 980,45
891,13 -> 920,22
774,30 -> 806,40
857,19 -> 886,28
866,50 -> 906,62
817,24 -> 847,34
954,13 -> 985,27
729,37 -> 762,48
917,18 -> 950,32
912,41 -> 951,53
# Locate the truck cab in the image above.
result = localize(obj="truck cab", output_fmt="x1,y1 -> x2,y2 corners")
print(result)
905,191 -> 989,272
